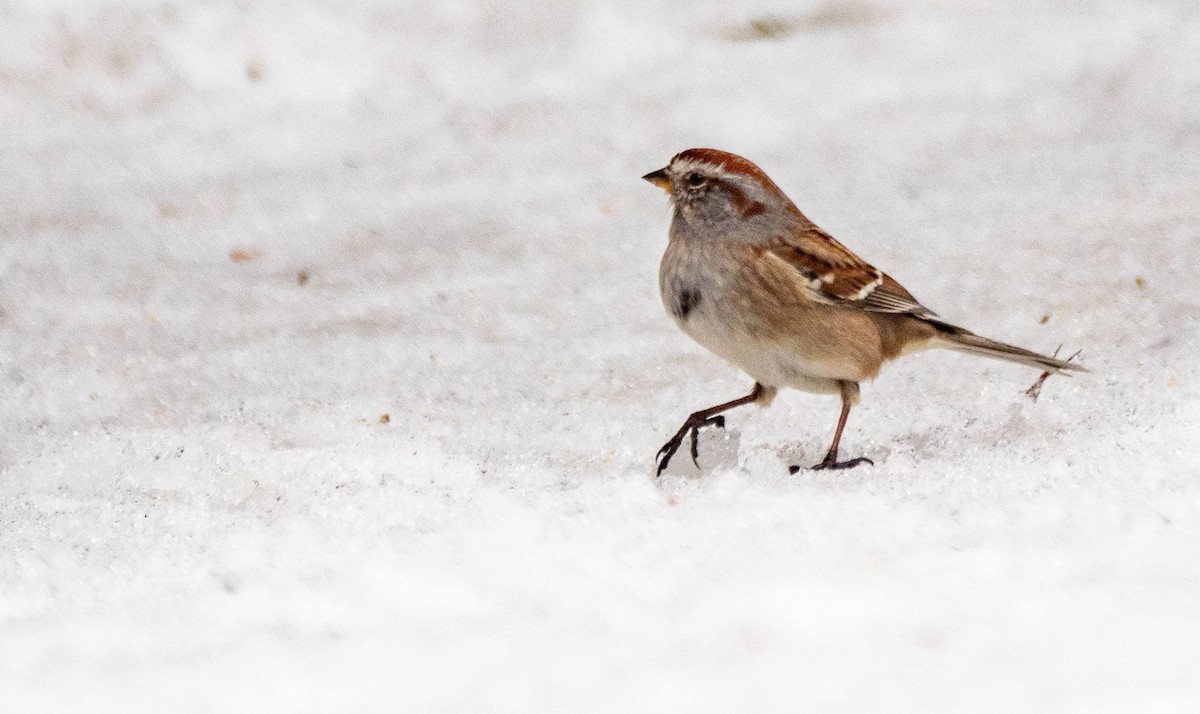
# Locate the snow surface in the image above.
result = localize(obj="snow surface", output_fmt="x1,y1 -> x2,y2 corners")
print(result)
2,0 -> 1199,711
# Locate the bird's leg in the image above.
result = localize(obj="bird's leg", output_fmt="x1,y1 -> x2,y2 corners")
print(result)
791,382 -> 874,473
656,383 -> 764,476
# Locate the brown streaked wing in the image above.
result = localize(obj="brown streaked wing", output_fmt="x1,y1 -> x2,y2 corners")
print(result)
858,273 -> 937,317
766,225 -> 937,317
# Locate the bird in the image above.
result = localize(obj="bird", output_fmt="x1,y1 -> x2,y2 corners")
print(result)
642,148 -> 1085,476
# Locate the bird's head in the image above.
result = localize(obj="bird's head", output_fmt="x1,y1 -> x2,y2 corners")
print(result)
642,148 -> 797,227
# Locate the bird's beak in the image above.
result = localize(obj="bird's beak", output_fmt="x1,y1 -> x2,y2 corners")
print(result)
642,168 -> 671,192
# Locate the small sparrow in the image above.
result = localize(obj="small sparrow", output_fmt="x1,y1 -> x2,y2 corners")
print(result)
643,148 -> 1085,475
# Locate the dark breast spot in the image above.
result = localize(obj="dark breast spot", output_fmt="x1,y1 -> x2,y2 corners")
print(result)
673,287 -> 702,321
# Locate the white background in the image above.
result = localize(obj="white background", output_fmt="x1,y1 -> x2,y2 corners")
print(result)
2,0 -> 1199,710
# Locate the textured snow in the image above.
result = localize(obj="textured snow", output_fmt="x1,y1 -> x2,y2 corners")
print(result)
2,0 -> 1199,711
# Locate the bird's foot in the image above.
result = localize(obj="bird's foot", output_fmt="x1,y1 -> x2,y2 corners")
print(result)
789,455 -> 874,474
655,414 -> 725,476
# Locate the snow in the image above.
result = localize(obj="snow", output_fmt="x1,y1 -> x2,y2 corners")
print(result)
2,0 -> 1199,710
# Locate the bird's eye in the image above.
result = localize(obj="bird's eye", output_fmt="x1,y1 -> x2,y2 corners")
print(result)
686,172 -> 706,188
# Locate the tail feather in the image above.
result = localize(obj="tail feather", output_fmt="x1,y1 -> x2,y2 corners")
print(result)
927,321 -> 1087,374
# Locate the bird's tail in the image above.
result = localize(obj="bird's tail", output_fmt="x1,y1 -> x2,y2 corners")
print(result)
927,320 -> 1087,374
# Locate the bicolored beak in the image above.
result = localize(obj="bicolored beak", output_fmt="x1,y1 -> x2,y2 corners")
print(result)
642,168 -> 671,192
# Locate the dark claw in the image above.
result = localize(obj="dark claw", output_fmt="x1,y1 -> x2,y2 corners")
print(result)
789,456 -> 874,473
656,413 -> 729,476
810,456 -> 874,471
655,431 -> 686,477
